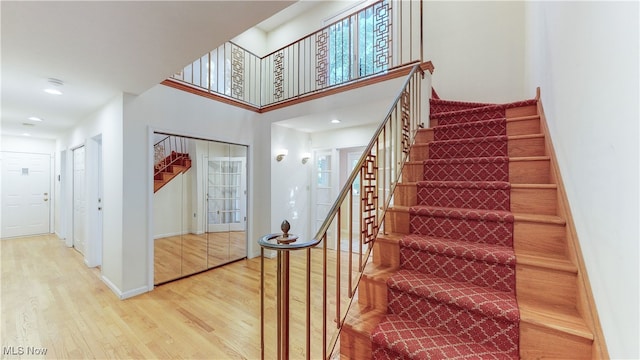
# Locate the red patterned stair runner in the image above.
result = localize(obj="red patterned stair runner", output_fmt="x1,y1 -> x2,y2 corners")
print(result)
371,98 -> 533,359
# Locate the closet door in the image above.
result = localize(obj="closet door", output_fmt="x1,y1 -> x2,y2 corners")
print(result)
180,138 -> 207,277
206,143 -> 247,268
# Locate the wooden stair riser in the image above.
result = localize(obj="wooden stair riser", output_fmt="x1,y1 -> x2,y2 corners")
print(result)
383,208 -> 410,234
506,104 -> 537,118
507,117 -> 541,136
509,158 -> 551,184
373,236 -> 401,268
341,306 -> 387,360
514,221 -> 567,259
340,325 -> 373,360
393,183 -> 417,207
508,135 -> 545,157
358,273 -> 390,311
517,264 -> 577,308
520,322 -> 592,359
511,186 -> 557,215
414,129 -> 434,144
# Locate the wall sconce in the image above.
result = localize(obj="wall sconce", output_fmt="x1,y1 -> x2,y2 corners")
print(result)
301,152 -> 311,164
276,149 -> 288,162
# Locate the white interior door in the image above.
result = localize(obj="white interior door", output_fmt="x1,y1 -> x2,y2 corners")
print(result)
73,146 -> 87,254
313,150 -> 334,237
1,152 -> 51,238
206,157 -> 246,233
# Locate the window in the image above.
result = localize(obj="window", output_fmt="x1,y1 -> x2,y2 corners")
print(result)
326,0 -> 390,86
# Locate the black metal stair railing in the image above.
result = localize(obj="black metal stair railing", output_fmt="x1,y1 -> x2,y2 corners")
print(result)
258,64 -> 428,359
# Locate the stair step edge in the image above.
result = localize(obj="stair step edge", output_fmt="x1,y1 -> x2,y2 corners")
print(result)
516,253 -> 577,273
509,156 -> 551,162
377,232 -> 404,243
507,114 -> 540,122
364,262 -> 397,280
511,183 -> 557,189
519,302 -> 594,341
514,213 -> 566,225
387,205 -> 410,213
509,133 -> 545,140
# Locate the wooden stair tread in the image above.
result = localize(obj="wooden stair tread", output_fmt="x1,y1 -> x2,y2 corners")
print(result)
507,115 -> 540,122
519,301 -> 593,340
509,155 -> 550,162
509,133 -> 544,140
514,213 -> 566,225
377,232 -> 405,243
364,262 -> 397,281
387,205 -> 410,212
516,252 -> 577,273
511,183 -> 557,189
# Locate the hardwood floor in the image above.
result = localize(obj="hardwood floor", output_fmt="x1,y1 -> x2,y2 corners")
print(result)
1,234 -> 360,359
154,231 -> 247,285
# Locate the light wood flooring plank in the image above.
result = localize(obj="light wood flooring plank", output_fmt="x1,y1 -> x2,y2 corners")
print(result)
2,234 -> 361,359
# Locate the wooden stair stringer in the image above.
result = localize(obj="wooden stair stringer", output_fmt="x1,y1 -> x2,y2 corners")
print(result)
535,91 -> 609,358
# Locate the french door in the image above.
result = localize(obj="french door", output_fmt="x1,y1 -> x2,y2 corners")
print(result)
206,157 -> 246,233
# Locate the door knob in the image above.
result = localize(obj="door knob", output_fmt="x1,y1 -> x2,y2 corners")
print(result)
44,198 -> 48,202
98,207 -> 102,211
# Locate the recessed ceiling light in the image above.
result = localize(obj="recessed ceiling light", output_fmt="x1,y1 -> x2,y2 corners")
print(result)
44,88 -> 63,95
28,116 -> 43,122
44,78 -> 64,95
331,119 -> 341,124
22,133 -> 31,137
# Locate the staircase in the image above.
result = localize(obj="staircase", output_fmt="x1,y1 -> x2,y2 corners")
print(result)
340,97 -> 596,358
154,151 -> 192,192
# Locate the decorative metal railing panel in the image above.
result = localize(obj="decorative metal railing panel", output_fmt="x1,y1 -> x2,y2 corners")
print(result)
258,65 -> 426,359
170,0 -> 421,109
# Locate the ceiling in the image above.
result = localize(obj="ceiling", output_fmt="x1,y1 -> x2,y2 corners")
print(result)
0,1 -> 295,140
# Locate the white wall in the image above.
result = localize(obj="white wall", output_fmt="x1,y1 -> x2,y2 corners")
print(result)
122,84 -> 272,293
311,123 -> 377,151
265,1 -> 355,52
525,2 -> 639,358
423,1 -> 526,103
270,125 -> 312,241
1,135 -> 56,154
232,27 -> 269,57
57,94 -> 125,295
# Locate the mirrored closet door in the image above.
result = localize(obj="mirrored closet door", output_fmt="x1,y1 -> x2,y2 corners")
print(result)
152,133 -> 247,285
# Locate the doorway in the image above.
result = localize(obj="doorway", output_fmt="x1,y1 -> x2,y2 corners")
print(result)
72,146 -> 87,254
1,152 -> 51,238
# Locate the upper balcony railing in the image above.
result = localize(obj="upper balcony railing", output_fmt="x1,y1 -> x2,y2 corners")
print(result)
169,0 -> 422,108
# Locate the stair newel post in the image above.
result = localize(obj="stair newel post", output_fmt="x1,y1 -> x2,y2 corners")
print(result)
259,220 -> 316,360
276,220 -> 293,360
